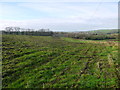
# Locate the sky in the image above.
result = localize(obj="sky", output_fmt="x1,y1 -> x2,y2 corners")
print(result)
0,0 -> 119,32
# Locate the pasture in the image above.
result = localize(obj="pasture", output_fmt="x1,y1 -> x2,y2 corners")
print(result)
2,35 -> 119,88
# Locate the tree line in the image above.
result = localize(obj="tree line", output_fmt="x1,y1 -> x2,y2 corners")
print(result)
2,27 -> 118,40
52,32 -> 118,40
2,27 -> 53,36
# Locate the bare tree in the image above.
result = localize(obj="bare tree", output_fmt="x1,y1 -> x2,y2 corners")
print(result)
14,27 -> 20,32
5,27 -> 13,34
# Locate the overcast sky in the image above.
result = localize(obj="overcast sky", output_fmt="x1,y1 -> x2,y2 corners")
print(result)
0,0 -> 119,32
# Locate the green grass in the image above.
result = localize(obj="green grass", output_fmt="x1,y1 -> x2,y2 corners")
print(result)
2,35 -> 119,88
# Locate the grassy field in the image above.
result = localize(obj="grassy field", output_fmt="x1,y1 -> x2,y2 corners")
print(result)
2,35 -> 119,88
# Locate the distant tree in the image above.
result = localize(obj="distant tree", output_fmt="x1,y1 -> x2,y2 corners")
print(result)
5,27 -> 13,32
14,27 -> 20,32
5,27 -> 14,34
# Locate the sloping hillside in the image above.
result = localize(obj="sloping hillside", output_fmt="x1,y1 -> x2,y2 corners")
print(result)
86,29 -> 118,34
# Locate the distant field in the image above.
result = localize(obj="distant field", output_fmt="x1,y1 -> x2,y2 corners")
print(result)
87,29 -> 118,34
2,35 -> 119,88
